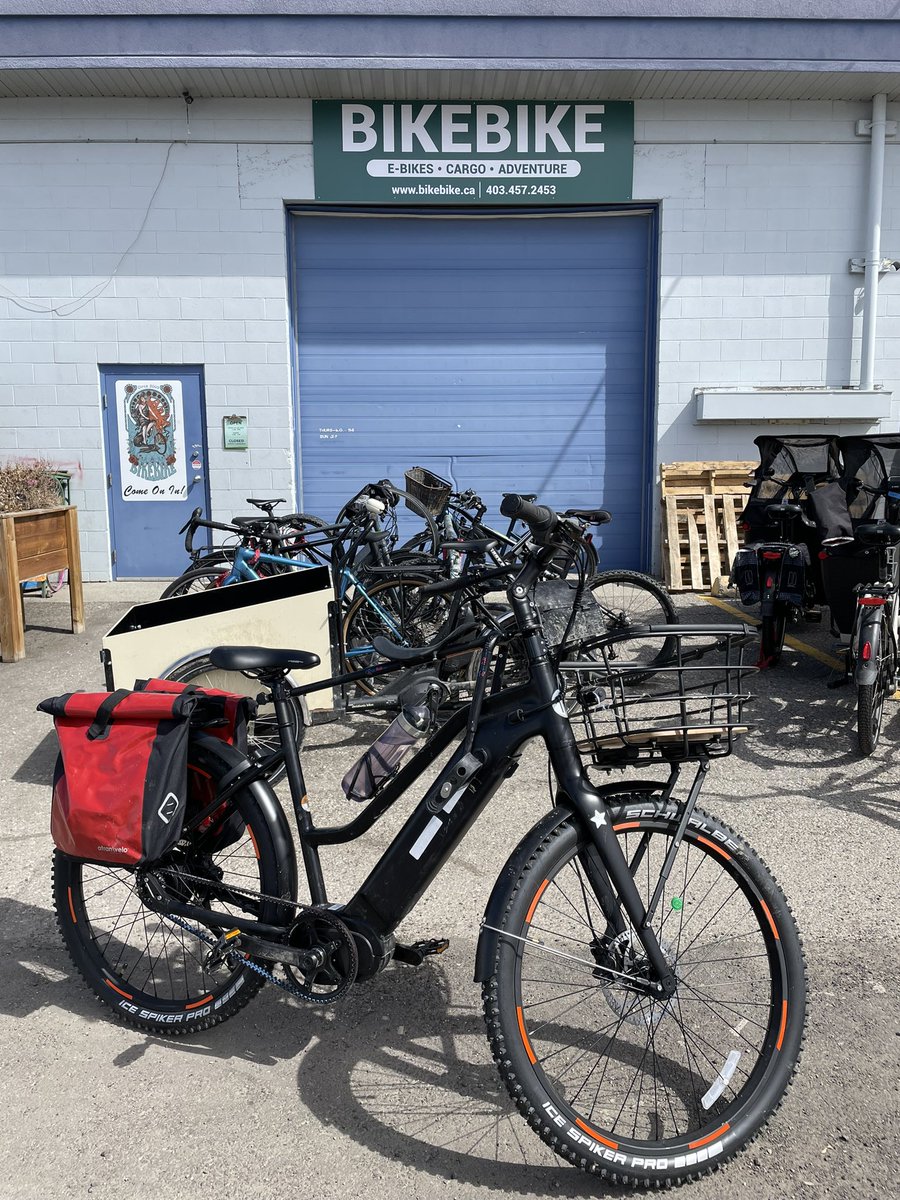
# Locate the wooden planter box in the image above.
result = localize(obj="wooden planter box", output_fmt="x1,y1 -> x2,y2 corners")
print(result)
0,506 -> 85,662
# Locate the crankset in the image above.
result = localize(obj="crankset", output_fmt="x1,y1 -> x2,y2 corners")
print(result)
280,909 -> 359,1004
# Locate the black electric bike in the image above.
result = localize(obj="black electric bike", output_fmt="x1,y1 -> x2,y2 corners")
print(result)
53,495 -> 805,1189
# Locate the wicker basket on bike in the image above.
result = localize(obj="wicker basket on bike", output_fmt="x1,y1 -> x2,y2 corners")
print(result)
821,435 -> 900,634
404,466 -> 453,518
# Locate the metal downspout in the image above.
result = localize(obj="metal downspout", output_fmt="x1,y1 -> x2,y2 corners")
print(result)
860,93 -> 888,391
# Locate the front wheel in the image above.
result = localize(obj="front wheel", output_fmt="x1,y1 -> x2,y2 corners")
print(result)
857,673 -> 887,756
483,804 -> 805,1187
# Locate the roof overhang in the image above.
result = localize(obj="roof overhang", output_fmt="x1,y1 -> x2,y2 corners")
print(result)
2,4 -> 900,101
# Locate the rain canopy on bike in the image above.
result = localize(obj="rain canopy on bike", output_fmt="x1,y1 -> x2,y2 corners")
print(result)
821,435 -> 900,634
836,434 -> 900,524
740,434 -> 847,542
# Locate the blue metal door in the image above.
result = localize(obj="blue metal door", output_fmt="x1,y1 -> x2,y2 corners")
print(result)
291,210 -> 654,569
101,365 -> 209,578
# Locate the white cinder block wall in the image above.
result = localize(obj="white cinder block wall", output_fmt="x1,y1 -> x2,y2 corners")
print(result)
0,97 -> 898,578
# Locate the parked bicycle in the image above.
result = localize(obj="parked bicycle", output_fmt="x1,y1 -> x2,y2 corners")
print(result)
49,493 -> 805,1188
821,434 -> 900,753
732,435 -> 846,667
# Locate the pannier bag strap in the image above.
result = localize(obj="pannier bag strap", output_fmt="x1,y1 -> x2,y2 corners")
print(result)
86,689 -> 132,741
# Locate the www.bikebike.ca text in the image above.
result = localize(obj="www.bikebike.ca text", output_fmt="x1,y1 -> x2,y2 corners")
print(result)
390,183 -> 558,197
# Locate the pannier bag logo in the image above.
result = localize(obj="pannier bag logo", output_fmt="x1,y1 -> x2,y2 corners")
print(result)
124,384 -> 178,483
157,791 -> 181,825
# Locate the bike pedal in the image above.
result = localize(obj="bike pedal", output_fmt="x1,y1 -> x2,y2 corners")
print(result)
393,938 -> 450,966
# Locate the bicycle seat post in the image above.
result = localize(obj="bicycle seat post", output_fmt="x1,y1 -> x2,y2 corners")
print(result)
269,673 -> 326,905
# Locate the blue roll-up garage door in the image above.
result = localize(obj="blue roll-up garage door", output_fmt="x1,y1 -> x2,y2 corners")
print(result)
291,210 -> 653,569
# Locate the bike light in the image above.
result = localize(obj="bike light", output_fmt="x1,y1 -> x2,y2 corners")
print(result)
862,642 -> 872,661
766,576 -> 774,588
858,596 -> 886,606
762,551 -> 782,560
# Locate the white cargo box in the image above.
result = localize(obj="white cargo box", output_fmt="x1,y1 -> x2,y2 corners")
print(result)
101,567 -> 334,711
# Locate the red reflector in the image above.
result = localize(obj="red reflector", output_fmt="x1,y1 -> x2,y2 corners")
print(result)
858,596 -> 886,606
862,642 -> 872,661
766,576 -> 774,588
585,533 -> 594,544
818,550 -> 828,560
762,551 -> 782,560
740,522 -> 750,531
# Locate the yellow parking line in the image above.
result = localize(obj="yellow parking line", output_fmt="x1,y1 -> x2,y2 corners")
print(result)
700,594 -> 846,672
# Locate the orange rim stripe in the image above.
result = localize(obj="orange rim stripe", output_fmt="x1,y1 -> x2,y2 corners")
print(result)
758,898 -> 780,941
697,835 -> 731,861
247,826 -> 260,860
188,765 -> 212,779
776,999 -> 788,1051
574,1118 -> 619,1150
612,821 -> 641,831
66,885 -> 77,925
689,1122 -> 730,1150
525,878 -> 550,925
104,979 -> 133,1000
516,1005 -> 536,1064
185,994 -> 214,1010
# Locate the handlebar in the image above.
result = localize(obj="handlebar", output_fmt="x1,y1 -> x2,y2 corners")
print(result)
500,493 -> 559,544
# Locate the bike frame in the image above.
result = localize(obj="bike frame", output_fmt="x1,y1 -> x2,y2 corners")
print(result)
165,551 -> 688,996
851,540 -> 900,689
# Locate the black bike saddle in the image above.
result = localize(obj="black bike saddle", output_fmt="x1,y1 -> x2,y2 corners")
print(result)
764,503 -> 803,522
855,522 -> 900,548
246,497 -> 286,513
209,646 -> 320,673
565,508 -> 612,525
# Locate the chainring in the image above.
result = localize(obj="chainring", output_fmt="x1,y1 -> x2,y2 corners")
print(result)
280,910 -> 359,1005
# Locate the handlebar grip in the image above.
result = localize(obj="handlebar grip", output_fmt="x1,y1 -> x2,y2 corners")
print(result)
500,494 -> 558,541
419,565 -> 513,597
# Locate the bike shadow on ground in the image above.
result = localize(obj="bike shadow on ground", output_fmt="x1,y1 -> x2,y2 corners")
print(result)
289,961 -> 623,1197
0,895 -> 318,1069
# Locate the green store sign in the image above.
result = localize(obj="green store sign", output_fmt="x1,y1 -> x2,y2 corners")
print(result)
313,101 -> 634,205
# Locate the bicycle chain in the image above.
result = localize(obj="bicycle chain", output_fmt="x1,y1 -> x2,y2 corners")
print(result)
149,866 -> 354,1005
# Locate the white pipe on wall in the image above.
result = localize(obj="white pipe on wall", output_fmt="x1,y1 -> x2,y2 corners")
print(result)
860,92 -> 888,391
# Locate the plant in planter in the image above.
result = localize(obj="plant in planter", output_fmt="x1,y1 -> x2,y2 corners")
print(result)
0,459 -> 68,513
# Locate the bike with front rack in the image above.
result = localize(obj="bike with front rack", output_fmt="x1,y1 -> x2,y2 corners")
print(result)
50,492 -> 805,1189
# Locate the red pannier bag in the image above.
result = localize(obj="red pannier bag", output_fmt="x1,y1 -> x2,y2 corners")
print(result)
134,677 -> 256,753
39,689 -> 199,866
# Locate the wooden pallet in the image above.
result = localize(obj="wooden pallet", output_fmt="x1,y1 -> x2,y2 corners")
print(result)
661,461 -> 755,592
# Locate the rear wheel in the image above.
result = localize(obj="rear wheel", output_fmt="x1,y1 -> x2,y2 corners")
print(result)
341,576 -> 447,696
53,738 -> 288,1035
160,565 -> 230,598
484,802 -> 805,1186
585,570 -> 678,672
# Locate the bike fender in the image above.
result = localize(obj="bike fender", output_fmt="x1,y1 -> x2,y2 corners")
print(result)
190,733 -> 298,903
853,614 -> 883,686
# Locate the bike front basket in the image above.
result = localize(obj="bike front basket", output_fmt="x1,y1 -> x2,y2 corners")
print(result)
559,626 -> 754,766
404,467 -> 453,517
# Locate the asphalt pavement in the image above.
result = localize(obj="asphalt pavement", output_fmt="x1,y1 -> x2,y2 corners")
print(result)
1,583 -> 898,1200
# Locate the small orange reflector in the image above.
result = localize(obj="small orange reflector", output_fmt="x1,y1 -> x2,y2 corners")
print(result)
516,1005 -> 536,1064
613,821 -> 641,831
776,999 -> 788,1051
689,1122 -> 730,1150
67,886 -> 77,925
